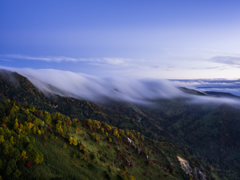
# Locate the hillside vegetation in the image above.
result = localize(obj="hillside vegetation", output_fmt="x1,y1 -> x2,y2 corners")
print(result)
0,99 -> 214,180
0,70 -> 239,179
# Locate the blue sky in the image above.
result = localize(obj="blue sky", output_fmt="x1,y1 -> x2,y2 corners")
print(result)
1,0 -> 240,81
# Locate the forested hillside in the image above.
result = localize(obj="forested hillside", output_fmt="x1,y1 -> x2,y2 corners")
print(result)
0,99 -> 217,180
0,70 -> 239,179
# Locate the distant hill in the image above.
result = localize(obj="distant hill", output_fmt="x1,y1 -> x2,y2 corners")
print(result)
204,91 -> 240,99
178,87 -> 206,96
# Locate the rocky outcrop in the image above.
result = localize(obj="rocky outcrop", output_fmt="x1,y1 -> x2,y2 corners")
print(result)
193,167 -> 207,180
177,156 -> 192,175
177,156 -> 207,180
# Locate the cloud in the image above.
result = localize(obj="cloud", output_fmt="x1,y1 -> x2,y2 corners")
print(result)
1,66 -> 240,105
211,56 -> 240,66
0,54 -> 134,66
1,54 -> 78,62
0,66 -> 186,103
171,79 -> 240,89
171,79 -> 240,96
0,59 -> 14,62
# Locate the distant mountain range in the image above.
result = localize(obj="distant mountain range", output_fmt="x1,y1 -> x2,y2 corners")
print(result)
1,69 -> 240,179
178,86 -> 240,100
204,91 -> 240,99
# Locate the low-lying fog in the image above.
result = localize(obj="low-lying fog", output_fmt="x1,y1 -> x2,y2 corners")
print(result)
1,67 -> 240,105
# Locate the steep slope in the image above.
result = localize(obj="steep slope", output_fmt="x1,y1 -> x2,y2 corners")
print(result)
1,69 -> 240,179
167,104 -> 240,174
0,69 -> 57,113
0,99 -> 215,180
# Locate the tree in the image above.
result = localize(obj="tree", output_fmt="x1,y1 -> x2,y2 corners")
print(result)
14,119 -> 19,130
13,169 -> 21,178
32,127 -> 37,134
6,166 -> 13,176
3,116 -> 10,124
14,150 -> 23,162
63,143 -> 67,149
28,122 -> 34,130
33,119 -> 39,127
69,137 -> 73,145
10,136 -> 15,145
137,132 -> 140,139
79,144 -> 84,150
37,129 -> 41,135
144,147 -> 148,154
43,112 -> 51,124
23,136 -> 30,143
34,151 -> 44,164
72,138 -> 78,146
51,112 -> 58,121
56,124 -> 63,135
3,141 -> 10,155
113,130 -> 119,137
29,105 -> 35,112
134,138 -> 139,145
0,135 -> 4,143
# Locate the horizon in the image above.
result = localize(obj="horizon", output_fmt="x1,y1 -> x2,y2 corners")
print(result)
0,0 -> 240,95
1,67 -> 240,101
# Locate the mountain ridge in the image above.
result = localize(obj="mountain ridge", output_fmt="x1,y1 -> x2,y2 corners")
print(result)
0,69 -> 240,179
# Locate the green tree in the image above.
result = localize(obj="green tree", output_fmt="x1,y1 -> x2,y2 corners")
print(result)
6,166 -> 13,176
13,169 -> 21,178
43,112 -> 51,124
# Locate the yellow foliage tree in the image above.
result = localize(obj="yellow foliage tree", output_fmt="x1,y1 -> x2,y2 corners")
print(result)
34,151 -> 44,164
75,127 -> 79,133
101,127 -> 104,133
19,123 -> 24,131
38,129 -> 41,135
32,127 -> 37,134
69,137 -> 73,145
79,144 -> 84,150
72,138 -> 78,146
73,118 -> 78,122
113,130 -> 119,137
21,151 -> 28,161
14,119 -> 19,130
10,136 -> 15,145
56,124 -> 63,134
0,135 -> 4,143
28,122 -> 34,129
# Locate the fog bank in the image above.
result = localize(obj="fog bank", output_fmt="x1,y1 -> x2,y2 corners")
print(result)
1,66 -> 240,105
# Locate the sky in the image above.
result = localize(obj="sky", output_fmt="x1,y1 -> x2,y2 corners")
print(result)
0,0 -> 240,96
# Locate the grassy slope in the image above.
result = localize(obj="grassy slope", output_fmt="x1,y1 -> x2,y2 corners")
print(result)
0,99 -> 211,180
